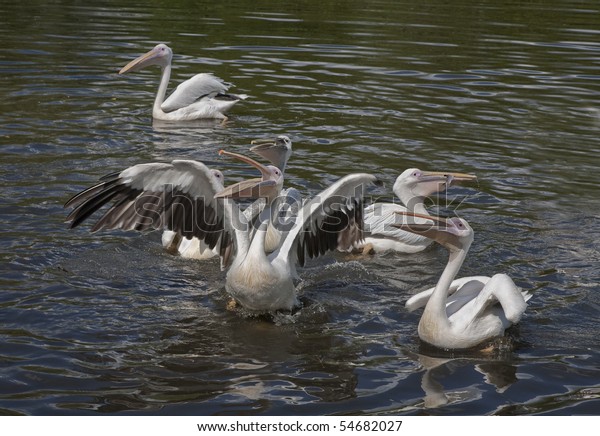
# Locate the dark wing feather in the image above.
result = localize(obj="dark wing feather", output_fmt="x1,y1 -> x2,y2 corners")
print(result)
64,160 -> 230,251
297,197 -> 364,266
272,173 -> 377,268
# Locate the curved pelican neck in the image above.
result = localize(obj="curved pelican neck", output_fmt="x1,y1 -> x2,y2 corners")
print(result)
423,248 -> 467,320
269,208 -> 296,265
152,63 -> 171,118
247,204 -> 272,260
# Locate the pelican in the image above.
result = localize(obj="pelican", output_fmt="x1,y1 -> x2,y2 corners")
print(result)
215,150 -> 376,312
359,168 -> 477,254
396,212 -> 531,350
64,161 -> 227,258
119,43 -> 247,121
64,152 -> 377,313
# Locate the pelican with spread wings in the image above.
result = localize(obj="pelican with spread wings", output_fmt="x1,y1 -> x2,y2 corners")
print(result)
163,135 -> 295,259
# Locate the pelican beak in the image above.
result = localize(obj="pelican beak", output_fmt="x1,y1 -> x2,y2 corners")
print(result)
215,150 -> 279,200
419,171 -> 477,185
392,212 -> 463,250
250,138 -> 278,148
214,177 -> 277,199
391,212 -> 448,235
219,149 -> 272,180
250,138 -> 288,168
119,47 -> 160,74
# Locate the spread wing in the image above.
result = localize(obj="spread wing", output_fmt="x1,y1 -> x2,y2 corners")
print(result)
64,160 -> 230,251
161,73 -> 229,113
272,173 -> 379,268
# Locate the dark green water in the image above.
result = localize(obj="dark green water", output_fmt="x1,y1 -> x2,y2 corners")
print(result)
0,0 -> 598,415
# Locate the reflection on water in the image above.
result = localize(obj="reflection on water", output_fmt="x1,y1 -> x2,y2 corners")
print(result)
1,0 -> 599,416
406,343 -> 521,409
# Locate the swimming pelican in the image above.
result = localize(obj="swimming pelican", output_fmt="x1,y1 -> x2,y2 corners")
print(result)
64,152 -> 377,313
215,150 -> 377,312
359,169 -> 477,254
396,212 -> 531,350
119,43 -> 247,121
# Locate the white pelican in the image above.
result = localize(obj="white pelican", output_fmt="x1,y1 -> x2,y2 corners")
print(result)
215,150 -> 377,312
64,161 -> 227,253
359,169 -> 477,254
119,43 -> 247,121
64,152 -> 377,313
396,212 -> 531,350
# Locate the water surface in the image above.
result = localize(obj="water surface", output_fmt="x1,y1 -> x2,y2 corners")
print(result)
1,0 -> 599,415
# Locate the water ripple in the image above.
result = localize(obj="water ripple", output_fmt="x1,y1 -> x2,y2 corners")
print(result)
0,0 -> 599,416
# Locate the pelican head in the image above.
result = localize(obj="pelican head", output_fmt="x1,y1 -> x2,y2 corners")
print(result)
250,136 -> 293,171
210,169 -> 225,188
215,150 -> 283,202
394,168 -> 477,200
119,43 -> 173,74
393,212 -> 474,252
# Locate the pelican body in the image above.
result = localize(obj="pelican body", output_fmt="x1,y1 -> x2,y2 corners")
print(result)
396,213 -> 531,350
361,169 -> 477,253
215,150 -> 376,312
119,43 -> 247,121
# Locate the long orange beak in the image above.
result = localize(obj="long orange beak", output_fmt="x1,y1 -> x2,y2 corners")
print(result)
419,171 -> 477,182
391,211 -> 449,233
219,149 -> 273,180
119,47 -> 160,74
214,150 -> 280,200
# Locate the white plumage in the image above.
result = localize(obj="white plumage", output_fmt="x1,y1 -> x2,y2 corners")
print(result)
360,168 -> 477,253
216,151 -> 377,312
397,213 -> 531,350
119,44 -> 247,121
